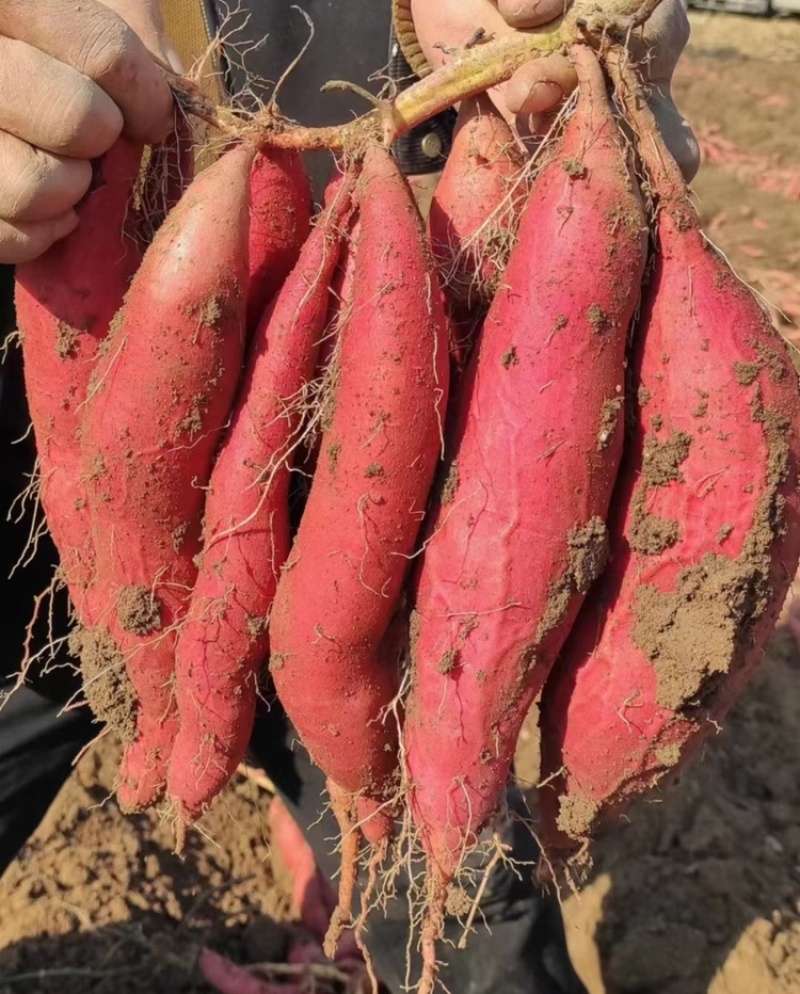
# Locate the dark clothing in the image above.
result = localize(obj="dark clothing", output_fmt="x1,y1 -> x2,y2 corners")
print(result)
208,0 -> 454,194
0,6 -> 586,992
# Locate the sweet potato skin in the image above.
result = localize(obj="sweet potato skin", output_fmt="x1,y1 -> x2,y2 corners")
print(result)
268,146 -> 450,803
247,149 -> 312,330
539,215 -> 800,848
429,94 -> 524,312
168,183 -> 352,820
404,48 -> 648,879
14,139 -> 145,622
81,145 -> 254,810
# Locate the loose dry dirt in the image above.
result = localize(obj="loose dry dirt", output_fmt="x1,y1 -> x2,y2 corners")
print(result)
0,744 -> 293,994
2,12 -> 800,994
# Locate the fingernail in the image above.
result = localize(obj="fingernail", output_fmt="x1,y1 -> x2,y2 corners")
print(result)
507,79 -> 564,117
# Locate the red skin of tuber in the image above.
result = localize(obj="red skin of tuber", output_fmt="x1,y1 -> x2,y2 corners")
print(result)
15,139 -> 145,625
246,149 -> 312,332
81,145 -> 256,811
168,181 -> 353,822
403,47 -> 648,888
429,93 -> 525,318
269,145 -> 450,818
299,207 -> 359,485
538,66 -> 800,850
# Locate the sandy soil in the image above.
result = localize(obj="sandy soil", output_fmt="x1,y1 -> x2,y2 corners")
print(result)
2,12 -> 800,994
0,744 -> 292,993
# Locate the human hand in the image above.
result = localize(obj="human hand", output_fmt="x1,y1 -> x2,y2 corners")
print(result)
410,0 -> 700,181
0,0 -> 176,264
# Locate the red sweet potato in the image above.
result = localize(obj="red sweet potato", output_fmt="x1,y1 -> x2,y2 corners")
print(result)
80,144 -> 256,811
402,50 -> 647,972
268,144 -> 449,833
298,208 -> 358,484
167,180 -> 353,822
247,149 -> 312,330
15,139 -> 145,624
429,94 -> 525,313
538,55 -> 800,851
318,206 -> 357,376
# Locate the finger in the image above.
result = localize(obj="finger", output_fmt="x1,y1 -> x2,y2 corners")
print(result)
100,0 -> 183,70
410,0 -> 520,133
411,0 -> 514,71
504,54 -> 576,117
648,84 -> 700,183
408,172 -> 440,221
497,0 -> 569,28
0,37 -> 122,159
0,211 -> 79,265
0,131 -> 92,222
100,0 -> 169,61
0,0 -> 173,144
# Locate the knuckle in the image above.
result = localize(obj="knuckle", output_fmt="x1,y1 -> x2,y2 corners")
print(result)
18,148 -> 52,188
0,147 -> 43,218
0,221 -> 33,264
24,72 -> 87,152
57,83 -> 122,154
74,15 -> 129,82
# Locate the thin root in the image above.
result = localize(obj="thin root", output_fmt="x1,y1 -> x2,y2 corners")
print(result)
324,783 -> 360,959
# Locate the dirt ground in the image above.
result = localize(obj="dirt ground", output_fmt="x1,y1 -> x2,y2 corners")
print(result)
2,12 -> 800,994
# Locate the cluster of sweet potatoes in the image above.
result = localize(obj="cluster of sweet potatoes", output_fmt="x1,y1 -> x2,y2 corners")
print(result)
13,40 -> 800,993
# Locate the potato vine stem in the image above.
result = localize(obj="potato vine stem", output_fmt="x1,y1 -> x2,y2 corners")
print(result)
169,0 -> 659,153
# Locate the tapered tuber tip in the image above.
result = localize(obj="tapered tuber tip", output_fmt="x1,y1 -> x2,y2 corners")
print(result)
605,46 -> 698,230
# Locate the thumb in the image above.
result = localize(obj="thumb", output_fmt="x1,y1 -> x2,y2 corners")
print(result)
98,0 -> 183,71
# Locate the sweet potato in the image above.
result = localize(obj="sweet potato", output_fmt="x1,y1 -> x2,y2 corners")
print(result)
429,94 -> 525,314
15,139 -> 145,624
318,202 -> 357,377
167,181 -> 353,822
80,144 -> 256,811
247,149 -> 312,331
538,54 -> 800,851
402,50 -> 647,984
268,144 -> 449,901
297,207 -> 359,488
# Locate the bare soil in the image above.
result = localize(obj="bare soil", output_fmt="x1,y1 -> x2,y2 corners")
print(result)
2,13 -> 800,994
0,742 -> 294,993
